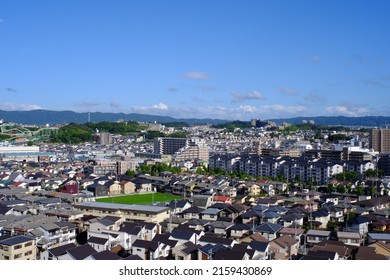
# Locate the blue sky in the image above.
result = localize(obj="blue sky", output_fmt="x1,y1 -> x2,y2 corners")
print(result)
1,0 -> 390,120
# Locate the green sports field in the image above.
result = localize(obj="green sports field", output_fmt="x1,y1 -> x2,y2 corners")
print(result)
96,193 -> 182,205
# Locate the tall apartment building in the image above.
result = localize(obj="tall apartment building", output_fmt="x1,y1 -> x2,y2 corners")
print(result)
370,128 -> 390,153
154,137 -> 188,155
174,139 -> 209,163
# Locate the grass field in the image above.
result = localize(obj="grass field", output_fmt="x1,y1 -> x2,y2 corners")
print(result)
96,193 -> 182,205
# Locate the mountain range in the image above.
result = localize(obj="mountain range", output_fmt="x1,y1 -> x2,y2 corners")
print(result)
1,109 -> 390,127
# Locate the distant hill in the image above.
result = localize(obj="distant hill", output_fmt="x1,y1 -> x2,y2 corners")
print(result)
1,109 -> 390,127
0,110 -> 227,126
269,116 -> 390,127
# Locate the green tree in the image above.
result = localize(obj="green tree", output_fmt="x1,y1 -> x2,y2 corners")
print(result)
336,185 -> 346,194
125,170 -> 136,177
355,185 -> 364,196
327,184 -> 335,194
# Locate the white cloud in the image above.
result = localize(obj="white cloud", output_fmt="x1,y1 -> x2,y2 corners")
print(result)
152,102 -> 168,110
231,90 -> 266,103
0,102 -> 43,111
276,86 -> 299,96
238,105 -> 257,113
258,105 -> 307,115
326,106 -> 369,117
130,103 -> 308,120
182,72 -> 209,80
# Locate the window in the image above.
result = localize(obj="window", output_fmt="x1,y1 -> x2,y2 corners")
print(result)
14,253 -> 23,259
25,250 -> 33,256
25,242 -> 33,247
14,245 -> 23,250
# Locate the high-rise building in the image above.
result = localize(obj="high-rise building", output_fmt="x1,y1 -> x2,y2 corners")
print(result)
154,137 -> 188,155
370,128 -> 390,153
174,139 -> 209,163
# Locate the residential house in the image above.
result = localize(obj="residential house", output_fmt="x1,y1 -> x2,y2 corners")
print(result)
107,181 -> 122,196
192,195 -> 213,209
346,216 -> 371,236
372,219 -> 390,232
279,227 -> 305,242
198,244 -> 227,260
336,231 -> 362,247
306,230 -> 331,245
368,233 -> 390,244
249,183 -> 261,196
198,235 -> 237,248
169,229 -> 199,244
152,234 -> 179,259
206,221 -> 234,237
40,243 -> 77,260
269,235 -> 300,260
0,235 -> 36,260
309,240 -> 354,260
230,223 -> 252,239
309,209 -> 330,229
172,241 -> 201,260
245,241 -> 271,260
87,236 -> 110,252
356,196 -> 390,211
213,248 -> 250,260
131,239 -> 159,260
253,222 -> 283,241
38,221 -> 77,248
64,244 -> 98,260
89,216 -> 123,233
212,195 -> 232,204
87,183 -> 109,197
121,221 -> 159,241
355,246 -> 389,260
86,250 -> 121,260
172,180 -> 195,197
367,241 -> 390,258
168,200 -> 191,215
279,213 -> 304,228
219,204 -> 249,222
200,208 -> 221,221
302,249 -> 340,260
326,205 -> 345,223
119,180 -> 136,194
239,210 -> 264,225
180,206 -> 203,220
